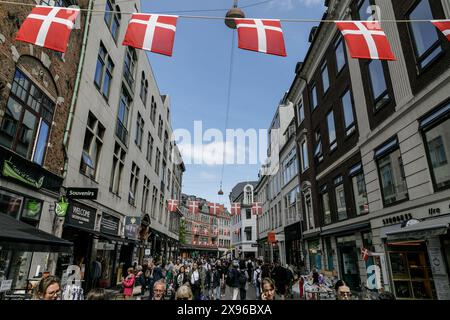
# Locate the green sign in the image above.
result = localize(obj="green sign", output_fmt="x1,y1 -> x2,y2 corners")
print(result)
2,160 -> 44,189
55,197 -> 69,217
26,200 -> 41,217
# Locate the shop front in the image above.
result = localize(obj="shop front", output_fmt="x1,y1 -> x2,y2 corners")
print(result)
383,215 -> 450,300
307,239 -> 322,272
336,235 -> 360,291
285,222 -> 303,269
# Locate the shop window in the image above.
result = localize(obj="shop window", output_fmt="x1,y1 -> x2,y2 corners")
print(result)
420,102 -> 450,191
325,237 -> 334,271
375,137 -> 409,206
350,163 -> 369,215
0,69 -> 55,164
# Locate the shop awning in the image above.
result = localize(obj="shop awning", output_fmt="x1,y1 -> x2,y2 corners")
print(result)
385,215 -> 450,241
320,221 -> 370,237
0,214 -> 73,253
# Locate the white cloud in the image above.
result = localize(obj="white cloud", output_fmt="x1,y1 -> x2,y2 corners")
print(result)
199,171 -> 217,180
269,0 -> 324,10
178,141 -> 244,166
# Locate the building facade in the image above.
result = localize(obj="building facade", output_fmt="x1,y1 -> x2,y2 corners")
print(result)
230,182 -> 258,259
290,0 -> 450,299
0,0 -> 86,293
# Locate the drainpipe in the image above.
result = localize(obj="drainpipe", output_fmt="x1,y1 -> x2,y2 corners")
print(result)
62,0 -> 94,178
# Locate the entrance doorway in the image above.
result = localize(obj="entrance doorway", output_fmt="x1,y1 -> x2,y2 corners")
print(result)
336,235 -> 360,291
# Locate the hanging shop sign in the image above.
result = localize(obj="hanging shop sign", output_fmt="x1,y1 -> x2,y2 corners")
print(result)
66,188 -> 98,200
124,216 -> 141,240
100,213 -> 120,236
55,197 -> 69,217
64,202 -> 96,231
268,231 -> 276,243
2,159 -> 44,189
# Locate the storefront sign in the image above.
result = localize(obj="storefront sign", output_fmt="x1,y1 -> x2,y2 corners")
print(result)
0,279 -> 12,292
55,197 -> 69,217
96,241 -> 115,250
124,216 -> 141,239
2,159 -> 44,189
268,231 -> 276,243
64,202 -> 96,231
145,249 -> 151,256
21,198 -> 42,221
100,213 -> 120,236
66,188 -> 98,200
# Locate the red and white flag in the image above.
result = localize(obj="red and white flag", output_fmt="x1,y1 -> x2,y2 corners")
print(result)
208,202 -> 220,215
251,202 -> 263,215
16,6 -> 80,53
188,201 -> 200,214
235,19 -> 287,56
335,21 -> 395,60
123,13 -> 178,56
361,247 -> 370,262
431,20 -> 450,41
167,199 -> 178,212
230,203 -> 241,216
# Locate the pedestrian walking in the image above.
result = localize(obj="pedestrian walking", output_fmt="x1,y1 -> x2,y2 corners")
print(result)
211,264 -> 221,300
152,280 -> 166,300
32,275 -> 61,300
239,260 -> 249,300
122,267 -> 135,300
226,260 -> 240,300
253,261 -> 262,299
176,285 -> 193,300
271,261 -> 288,300
189,263 -> 202,300
335,280 -> 351,300
261,278 -> 276,300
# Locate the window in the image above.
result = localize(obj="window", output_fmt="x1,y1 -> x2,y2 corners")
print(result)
421,103 -> 450,190
301,140 -> 309,171
140,72 -> 148,106
321,189 -> 331,225
407,0 -> 443,70
334,176 -> 347,221
40,0 -> 73,6
135,112 -> 144,149
245,227 -> 252,241
129,162 -> 140,206
244,185 -> 253,205
367,60 -> 390,110
350,164 -> 369,215
142,176 -> 150,214
151,187 -> 158,218
327,111 -> 337,151
335,36 -> 347,73
147,132 -> 154,165
0,69 -> 55,164
123,47 -> 137,90
110,142 -> 125,195
116,85 -> 131,145
311,84 -> 318,110
357,0 -> 372,20
341,90 -> 356,136
283,148 -> 298,185
304,192 -> 314,230
104,0 -> 121,42
94,42 -> 114,100
246,208 -> 251,220
321,62 -> 330,94
297,101 -> 305,125
158,116 -> 163,139
155,148 -> 161,175
80,112 -> 104,180
150,97 -> 157,125
314,130 -> 323,163
375,138 -> 408,206
159,194 -> 164,223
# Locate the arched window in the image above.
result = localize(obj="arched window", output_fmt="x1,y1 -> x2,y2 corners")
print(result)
243,184 -> 254,205
104,1 -> 121,42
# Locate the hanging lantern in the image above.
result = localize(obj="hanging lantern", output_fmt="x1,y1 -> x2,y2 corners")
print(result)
225,0 -> 245,29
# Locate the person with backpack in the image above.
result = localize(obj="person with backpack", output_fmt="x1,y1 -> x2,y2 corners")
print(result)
253,261 -> 262,299
226,260 -> 240,300
238,260 -> 249,300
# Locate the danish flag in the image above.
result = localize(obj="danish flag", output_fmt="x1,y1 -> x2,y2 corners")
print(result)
123,13 -> 178,56
188,201 -> 200,214
208,202 -> 221,215
335,21 -> 395,60
167,199 -> 178,212
231,203 -> 241,216
235,19 -> 287,56
361,247 -> 370,262
431,20 -> 450,41
16,6 -> 80,53
251,202 -> 263,215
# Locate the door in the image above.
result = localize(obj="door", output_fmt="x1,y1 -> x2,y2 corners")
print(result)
338,243 -> 360,291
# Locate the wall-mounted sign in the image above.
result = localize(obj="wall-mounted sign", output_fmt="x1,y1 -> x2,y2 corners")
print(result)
55,197 -> 69,217
66,188 -> 98,200
21,198 -> 43,221
0,280 -> 13,292
124,216 -> 141,239
2,159 -> 44,189
100,213 -> 120,236
64,202 -> 96,231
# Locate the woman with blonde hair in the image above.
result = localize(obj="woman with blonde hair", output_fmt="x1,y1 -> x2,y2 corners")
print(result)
32,276 -> 61,300
261,278 -> 276,300
175,285 -> 193,300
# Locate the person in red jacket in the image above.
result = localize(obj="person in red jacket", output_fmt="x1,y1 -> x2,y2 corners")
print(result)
122,267 -> 136,300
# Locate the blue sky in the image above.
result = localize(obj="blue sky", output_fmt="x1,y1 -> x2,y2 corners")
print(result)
140,0 -> 325,207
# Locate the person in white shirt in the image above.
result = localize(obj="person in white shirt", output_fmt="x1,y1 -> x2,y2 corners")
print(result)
190,263 -> 201,300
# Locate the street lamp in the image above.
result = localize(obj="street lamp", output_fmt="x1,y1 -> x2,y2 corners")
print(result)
225,0 -> 245,29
